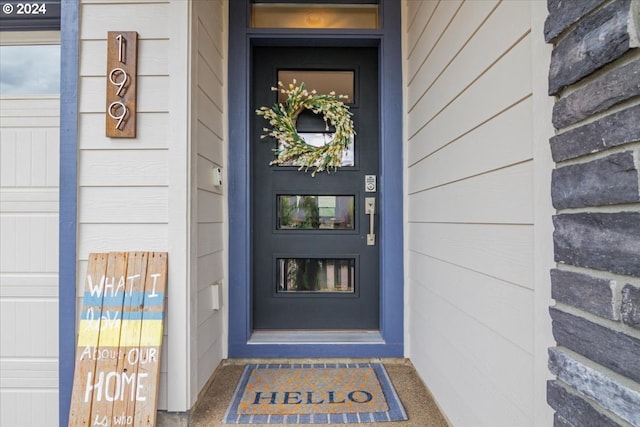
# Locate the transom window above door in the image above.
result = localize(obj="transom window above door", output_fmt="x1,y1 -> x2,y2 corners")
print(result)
251,1 -> 380,29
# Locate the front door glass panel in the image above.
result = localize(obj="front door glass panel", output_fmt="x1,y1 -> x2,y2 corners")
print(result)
275,70 -> 356,168
278,195 -> 355,230
277,133 -> 355,167
277,71 -> 354,104
277,258 -> 355,293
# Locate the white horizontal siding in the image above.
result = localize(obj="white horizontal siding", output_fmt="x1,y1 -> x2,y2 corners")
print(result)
0,97 -> 59,427
79,2 -> 170,40
79,76 -> 170,113
408,251 -> 534,354
80,39 -> 170,76
408,34 -> 533,161
409,162 -> 533,224
78,0 -> 173,411
78,187 -> 168,223
197,120 -> 224,162
408,222 -> 533,289
410,283 -> 532,425
79,113 -> 169,149
77,224 -> 168,255
404,1 -> 536,426
408,98 -> 533,189
192,0 -> 226,398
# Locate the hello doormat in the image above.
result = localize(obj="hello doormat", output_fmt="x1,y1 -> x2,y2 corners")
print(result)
223,363 -> 407,424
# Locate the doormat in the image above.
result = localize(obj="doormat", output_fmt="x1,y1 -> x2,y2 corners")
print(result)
223,363 -> 407,424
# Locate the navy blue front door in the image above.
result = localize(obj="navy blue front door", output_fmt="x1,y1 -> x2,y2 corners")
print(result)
252,46 -> 380,331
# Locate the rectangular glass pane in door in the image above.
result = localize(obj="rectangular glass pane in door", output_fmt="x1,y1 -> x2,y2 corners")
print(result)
277,258 -> 355,293
277,133 -> 355,167
277,71 -> 354,103
277,195 -> 354,230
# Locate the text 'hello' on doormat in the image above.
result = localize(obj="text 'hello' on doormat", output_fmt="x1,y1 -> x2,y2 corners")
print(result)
224,363 -> 408,424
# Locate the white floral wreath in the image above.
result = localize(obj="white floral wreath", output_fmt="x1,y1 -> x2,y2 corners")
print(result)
256,80 -> 355,176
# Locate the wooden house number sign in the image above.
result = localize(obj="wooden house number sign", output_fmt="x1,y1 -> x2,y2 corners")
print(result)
106,31 -> 137,138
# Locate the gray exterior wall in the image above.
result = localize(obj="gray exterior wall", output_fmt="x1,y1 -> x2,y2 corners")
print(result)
546,0 -> 640,425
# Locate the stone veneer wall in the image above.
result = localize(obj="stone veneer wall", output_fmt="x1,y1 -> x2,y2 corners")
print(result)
545,0 -> 640,426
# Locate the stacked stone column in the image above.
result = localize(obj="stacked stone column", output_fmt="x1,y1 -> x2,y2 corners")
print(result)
545,0 -> 640,425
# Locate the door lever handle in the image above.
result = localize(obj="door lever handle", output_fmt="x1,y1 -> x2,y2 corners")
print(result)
365,197 -> 375,246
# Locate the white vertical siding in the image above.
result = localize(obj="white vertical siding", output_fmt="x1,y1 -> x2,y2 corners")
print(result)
0,97 -> 59,427
191,0 -> 227,399
404,1 -> 541,425
78,0 -> 173,410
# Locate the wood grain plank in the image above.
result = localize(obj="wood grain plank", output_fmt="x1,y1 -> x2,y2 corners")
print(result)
110,252 -> 148,425
106,31 -> 138,138
69,252 -> 109,427
88,252 -> 128,425
134,252 -> 167,427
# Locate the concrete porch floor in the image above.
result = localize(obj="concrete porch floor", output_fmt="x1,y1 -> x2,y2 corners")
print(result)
186,358 -> 450,427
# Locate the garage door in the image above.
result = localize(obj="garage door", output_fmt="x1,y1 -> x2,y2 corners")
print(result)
0,40 -> 60,427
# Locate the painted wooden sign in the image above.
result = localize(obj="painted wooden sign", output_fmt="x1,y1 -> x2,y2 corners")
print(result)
68,252 -> 167,427
106,31 -> 137,138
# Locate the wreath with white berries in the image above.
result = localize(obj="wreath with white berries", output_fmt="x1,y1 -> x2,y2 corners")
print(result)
256,81 -> 355,176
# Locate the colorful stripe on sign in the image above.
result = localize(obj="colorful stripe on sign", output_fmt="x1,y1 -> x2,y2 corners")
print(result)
77,320 -> 163,347
80,311 -> 164,320
82,291 -> 164,307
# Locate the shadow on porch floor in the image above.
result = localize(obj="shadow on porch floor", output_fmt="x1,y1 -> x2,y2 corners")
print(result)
187,358 -> 449,427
